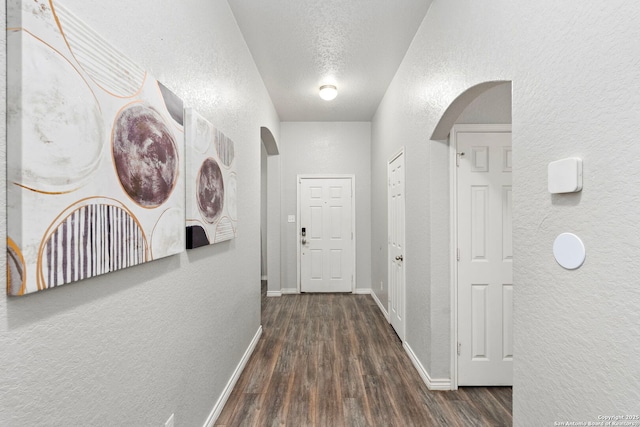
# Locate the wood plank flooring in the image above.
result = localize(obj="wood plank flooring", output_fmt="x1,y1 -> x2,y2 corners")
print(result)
215,283 -> 512,426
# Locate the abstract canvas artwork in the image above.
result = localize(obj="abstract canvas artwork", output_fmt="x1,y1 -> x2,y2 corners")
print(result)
185,109 -> 237,249
6,0 -> 185,296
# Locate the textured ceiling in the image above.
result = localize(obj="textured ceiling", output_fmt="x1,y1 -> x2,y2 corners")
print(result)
228,0 -> 432,121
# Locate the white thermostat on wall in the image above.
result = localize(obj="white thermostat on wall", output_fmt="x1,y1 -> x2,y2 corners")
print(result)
548,157 -> 583,194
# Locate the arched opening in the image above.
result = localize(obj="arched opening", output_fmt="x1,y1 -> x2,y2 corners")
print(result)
260,126 -> 281,300
430,81 -> 513,390
261,126 -> 278,156
431,80 -> 511,140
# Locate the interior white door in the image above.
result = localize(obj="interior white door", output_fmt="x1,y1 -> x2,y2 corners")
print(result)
300,178 -> 353,293
388,151 -> 405,340
457,129 -> 513,386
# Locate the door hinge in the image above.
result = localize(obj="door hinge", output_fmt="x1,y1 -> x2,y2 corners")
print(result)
456,152 -> 465,167
457,248 -> 460,261
457,342 -> 461,356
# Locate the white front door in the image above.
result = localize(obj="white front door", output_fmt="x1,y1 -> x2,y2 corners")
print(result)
388,151 -> 405,341
456,127 -> 513,386
300,177 -> 354,293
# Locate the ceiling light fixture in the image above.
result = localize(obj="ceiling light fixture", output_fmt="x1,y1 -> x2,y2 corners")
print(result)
319,85 -> 338,101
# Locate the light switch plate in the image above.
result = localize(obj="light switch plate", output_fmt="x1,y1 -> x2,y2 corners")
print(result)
548,157 -> 583,194
287,215 -> 296,223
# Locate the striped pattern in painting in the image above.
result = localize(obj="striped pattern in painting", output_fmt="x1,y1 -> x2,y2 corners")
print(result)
215,129 -> 235,167
54,3 -> 146,97
44,204 -> 146,288
215,217 -> 235,243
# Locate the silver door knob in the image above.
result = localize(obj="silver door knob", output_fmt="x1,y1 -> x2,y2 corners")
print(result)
302,238 -> 307,245
395,255 -> 403,261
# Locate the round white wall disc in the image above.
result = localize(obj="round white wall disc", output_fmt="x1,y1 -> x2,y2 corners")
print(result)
553,233 -> 586,270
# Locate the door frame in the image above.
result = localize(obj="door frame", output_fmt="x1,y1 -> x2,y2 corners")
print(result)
296,174 -> 356,293
449,124 -> 512,389
387,147 -> 406,340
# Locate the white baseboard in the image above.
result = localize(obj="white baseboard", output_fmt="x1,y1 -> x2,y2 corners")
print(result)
403,342 -> 452,391
370,289 -> 389,321
267,288 -> 298,297
203,326 -> 263,427
353,288 -> 371,295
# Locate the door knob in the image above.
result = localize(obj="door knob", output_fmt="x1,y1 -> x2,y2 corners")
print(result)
302,238 -> 307,245
395,255 -> 403,261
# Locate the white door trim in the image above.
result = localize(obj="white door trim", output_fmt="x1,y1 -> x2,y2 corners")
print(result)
449,124 -> 511,389
387,147 -> 405,340
296,174 -> 356,293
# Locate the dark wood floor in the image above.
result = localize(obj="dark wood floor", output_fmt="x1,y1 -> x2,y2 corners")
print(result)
215,283 -> 512,426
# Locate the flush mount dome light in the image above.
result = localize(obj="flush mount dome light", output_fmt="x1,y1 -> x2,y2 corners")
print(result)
319,85 -> 337,101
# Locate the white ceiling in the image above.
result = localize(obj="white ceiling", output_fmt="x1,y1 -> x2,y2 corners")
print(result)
228,0 -> 432,122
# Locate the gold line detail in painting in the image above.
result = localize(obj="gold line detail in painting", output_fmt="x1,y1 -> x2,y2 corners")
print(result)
13,182 -> 80,195
14,27 -> 103,115
7,237 -> 27,296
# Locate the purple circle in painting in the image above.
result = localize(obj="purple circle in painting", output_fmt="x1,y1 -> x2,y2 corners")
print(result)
113,104 -> 178,208
197,158 -> 225,224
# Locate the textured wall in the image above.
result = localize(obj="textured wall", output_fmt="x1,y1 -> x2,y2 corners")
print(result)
0,0 -> 279,426
372,0 -> 640,423
267,154 -> 283,293
279,122 -> 372,291
261,142 -> 268,277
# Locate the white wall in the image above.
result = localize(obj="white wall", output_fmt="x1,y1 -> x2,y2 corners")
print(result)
372,0 -> 640,423
0,1 -> 279,426
279,122 -> 372,291
266,153 -> 282,294
261,142 -> 268,278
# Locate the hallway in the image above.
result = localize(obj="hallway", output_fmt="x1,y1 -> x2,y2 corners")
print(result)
215,285 -> 512,426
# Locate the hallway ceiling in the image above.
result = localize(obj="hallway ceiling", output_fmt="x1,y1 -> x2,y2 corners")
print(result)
228,0 -> 432,122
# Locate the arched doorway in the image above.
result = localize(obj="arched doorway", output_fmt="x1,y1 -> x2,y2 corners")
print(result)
260,126 -> 281,300
431,81 -> 513,388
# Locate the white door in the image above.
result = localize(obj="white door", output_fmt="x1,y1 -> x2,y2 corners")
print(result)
456,129 -> 513,385
300,177 -> 354,293
388,151 -> 405,340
